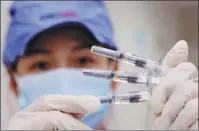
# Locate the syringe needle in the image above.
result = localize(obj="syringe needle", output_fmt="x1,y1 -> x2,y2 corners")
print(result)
83,69 -> 114,79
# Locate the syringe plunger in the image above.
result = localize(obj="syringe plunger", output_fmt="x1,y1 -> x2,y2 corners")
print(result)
99,91 -> 150,104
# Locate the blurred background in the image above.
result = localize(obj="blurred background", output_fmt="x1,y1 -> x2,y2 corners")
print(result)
1,1 -> 198,130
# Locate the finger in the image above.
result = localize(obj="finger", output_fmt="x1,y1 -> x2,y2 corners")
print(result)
25,95 -> 101,114
152,81 -> 198,130
151,62 -> 198,115
188,120 -> 198,130
161,40 -> 188,75
49,111 -> 92,130
8,111 -> 92,130
8,112 -> 49,130
170,98 -> 198,130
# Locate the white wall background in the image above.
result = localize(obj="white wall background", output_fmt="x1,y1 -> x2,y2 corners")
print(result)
1,1 -> 198,130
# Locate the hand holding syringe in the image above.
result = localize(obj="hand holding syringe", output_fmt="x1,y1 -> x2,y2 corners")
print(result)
87,46 -> 198,105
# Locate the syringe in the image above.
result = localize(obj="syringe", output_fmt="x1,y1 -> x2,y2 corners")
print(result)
91,46 -> 161,73
99,91 -> 150,104
83,69 -> 160,86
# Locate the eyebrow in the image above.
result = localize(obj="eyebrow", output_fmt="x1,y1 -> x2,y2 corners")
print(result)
72,43 -> 92,51
24,48 -> 50,56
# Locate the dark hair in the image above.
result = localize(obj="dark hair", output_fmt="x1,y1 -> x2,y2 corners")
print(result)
10,22 -> 116,72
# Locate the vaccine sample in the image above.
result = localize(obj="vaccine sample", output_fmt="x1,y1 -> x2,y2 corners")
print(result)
83,69 -> 160,86
91,46 -> 161,73
99,91 -> 150,104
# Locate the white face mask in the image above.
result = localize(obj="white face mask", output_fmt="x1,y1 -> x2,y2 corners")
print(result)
15,68 -> 113,129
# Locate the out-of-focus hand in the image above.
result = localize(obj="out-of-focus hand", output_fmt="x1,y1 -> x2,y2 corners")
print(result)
150,40 -> 198,130
8,95 -> 100,130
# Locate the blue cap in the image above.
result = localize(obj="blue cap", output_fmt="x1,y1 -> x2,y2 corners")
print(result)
3,1 -> 117,65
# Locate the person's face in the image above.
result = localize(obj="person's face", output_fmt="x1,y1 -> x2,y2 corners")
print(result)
17,39 -> 114,75
8,33 -> 118,95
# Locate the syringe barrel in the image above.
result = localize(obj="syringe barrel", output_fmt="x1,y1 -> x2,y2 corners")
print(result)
122,52 -> 161,71
113,71 -> 160,85
83,69 -> 160,85
129,91 -> 150,102
113,71 -> 148,84
99,91 -> 150,104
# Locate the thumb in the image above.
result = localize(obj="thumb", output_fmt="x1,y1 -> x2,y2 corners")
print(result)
161,40 -> 188,75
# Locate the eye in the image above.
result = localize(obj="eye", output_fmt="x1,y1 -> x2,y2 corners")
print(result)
31,61 -> 50,71
78,57 -> 93,65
